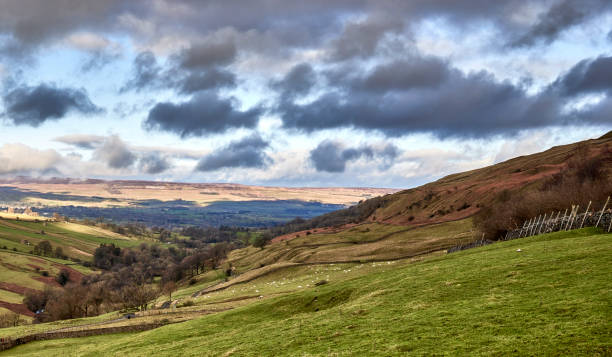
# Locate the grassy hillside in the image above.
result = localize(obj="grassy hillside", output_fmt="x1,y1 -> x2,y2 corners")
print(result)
225,219 -> 473,272
0,217 -> 145,317
3,227 -> 610,356
0,218 -> 142,261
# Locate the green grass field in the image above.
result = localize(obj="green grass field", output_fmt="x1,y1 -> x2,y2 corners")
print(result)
226,219 -> 474,273
3,227 -> 609,356
0,219 -> 143,261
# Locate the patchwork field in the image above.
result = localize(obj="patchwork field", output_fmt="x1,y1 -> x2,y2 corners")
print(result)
0,251 -> 94,317
0,217 -> 149,317
1,227 -> 608,355
0,218 -> 142,262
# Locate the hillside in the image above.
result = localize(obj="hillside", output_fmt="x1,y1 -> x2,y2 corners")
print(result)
2,228 -> 609,355
0,217 -> 146,317
371,134 -> 612,227
271,133 -> 612,239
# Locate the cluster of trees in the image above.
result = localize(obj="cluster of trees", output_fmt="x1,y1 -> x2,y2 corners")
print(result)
32,241 -> 67,260
474,144 -> 612,239
24,281 -> 159,322
181,225 -> 251,244
263,194 -> 390,238
25,242 -> 232,322
0,312 -> 23,328
76,216 -> 257,248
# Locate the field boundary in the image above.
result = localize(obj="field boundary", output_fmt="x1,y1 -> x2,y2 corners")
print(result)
0,322 -> 169,352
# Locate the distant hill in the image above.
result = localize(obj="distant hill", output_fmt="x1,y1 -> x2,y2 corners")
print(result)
0,178 -> 396,207
0,179 -> 397,227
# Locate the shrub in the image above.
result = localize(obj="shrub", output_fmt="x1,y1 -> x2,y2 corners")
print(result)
55,269 -> 71,286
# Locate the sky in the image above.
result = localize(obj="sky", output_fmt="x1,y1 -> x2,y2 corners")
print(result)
0,0 -> 611,188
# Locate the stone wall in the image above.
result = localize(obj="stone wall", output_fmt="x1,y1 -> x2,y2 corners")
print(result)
0,322 -> 167,352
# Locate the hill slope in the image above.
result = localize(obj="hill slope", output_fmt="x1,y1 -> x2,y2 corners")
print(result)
271,133 -> 612,237
4,228 -> 610,355
0,218 -> 144,317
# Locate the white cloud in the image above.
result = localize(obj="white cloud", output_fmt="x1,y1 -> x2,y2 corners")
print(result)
0,143 -> 62,174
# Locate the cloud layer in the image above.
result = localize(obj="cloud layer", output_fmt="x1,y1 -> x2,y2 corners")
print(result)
0,1 -> 610,186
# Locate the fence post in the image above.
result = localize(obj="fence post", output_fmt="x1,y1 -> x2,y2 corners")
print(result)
534,215 -> 542,236
544,212 -> 554,233
579,201 -> 592,229
595,196 -> 610,228
564,206 -> 574,231
550,211 -> 559,232
520,219 -> 529,238
527,216 -> 535,236
565,206 -> 574,231
560,208 -> 568,231
522,218 -> 531,237
568,205 -> 579,231
531,215 -> 541,236
538,213 -> 547,235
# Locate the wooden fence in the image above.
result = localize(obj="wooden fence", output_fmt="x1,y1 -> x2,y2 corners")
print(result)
448,196 -> 611,253
505,197 -> 612,240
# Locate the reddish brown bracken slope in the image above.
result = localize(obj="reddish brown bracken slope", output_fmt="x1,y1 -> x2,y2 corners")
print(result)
366,132 -> 612,227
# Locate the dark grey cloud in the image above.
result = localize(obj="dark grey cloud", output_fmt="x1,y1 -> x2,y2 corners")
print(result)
278,60 -> 571,138
196,134 -> 271,171
309,140 -> 399,172
509,0 -> 612,48
351,57 -> 450,92
53,134 -> 106,149
552,56 -> 612,96
139,153 -> 171,174
272,63 -> 316,99
176,41 -> 237,69
93,135 -> 136,169
2,0 -> 607,61
145,92 -> 263,137
122,46 -> 237,95
178,68 -> 236,94
328,14 -> 404,61
2,83 -> 102,126
0,1 -> 126,56
121,51 -> 162,92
